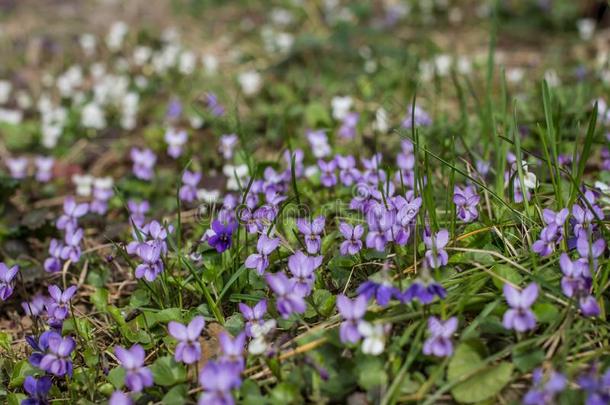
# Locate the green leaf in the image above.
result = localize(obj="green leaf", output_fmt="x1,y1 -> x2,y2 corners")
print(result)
491,265 -> 522,290
108,367 -> 125,389
7,393 -> 26,405
533,303 -> 559,324
356,355 -> 387,390
9,360 -> 36,388
270,382 -> 300,404
150,356 -> 186,387
91,288 -> 109,311
448,341 -> 513,403
512,348 -> 545,373
162,384 -> 188,404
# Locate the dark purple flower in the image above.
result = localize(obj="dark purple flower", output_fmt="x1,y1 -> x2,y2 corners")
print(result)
502,283 -> 538,332
179,170 -> 201,203
130,148 -> 156,180
168,316 -> 205,364
205,220 -> 237,253
336,294 -> 367,344
219,332 -> 246,371
423,229 -> 449,269
198,360 -> 241,405
115,344 -> 153,392
287,250 -> 322,297
339,223 -> 364,256
0,262 -> 18,301
22,375 -> 52,405
245,234 -> 280,275
400,281 -> 446,304
134,243 -> 164,281
265,272 -> 307,319
423,316 -> 457,357
578,365 -> 610,405
56,197 -> 88,230
576,233 -> 605,277
357,280 -> 399,307
239,300 -> 268,338
453,185 -> 480,223
39,332 -> 75,377
46,285 -> 77,327
44,239 -> 64,273
296,216 -> 325,255
523,368 -> 566,405
27,331 -> 53,367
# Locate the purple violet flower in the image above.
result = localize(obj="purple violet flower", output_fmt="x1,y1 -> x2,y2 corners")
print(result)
296,216 -> 325,255
357,280 -> 399,307
109,391 -> 133,405
56,197 -> 89,231
164,128 -> 188,159
523,368 -> 567,405
318,159 -> 337,188
502,283 -> 538,332
265,272 -> 307,319
219,134 -> 238,160
423,229 -> 449,269
206,92 -> 225,117
168,316 -> 205,364
401,105 -> 432,128
453,185 -> 480,223
134,243 -> 164,281
22,375 -> 52,405
400,281 -> 446,304
287,250 -> 322,297
39,332 -> 75,377
46,285 -> 77,327
245,234 -> 280,275
239,300 -> 268,338
130,147 -> 156,180
60,227 -> 84,262
422,316 -> 457,357
0,262 -> 18,301
127,200 -> 149,227
198,360 -> 242,405
339,223 -> 364,256
336,294 -> 368,344
115,344 -> 154,392
6,157 -> 28,179
179,170 -> 201,203
34,156 -> 54,183
338,112 -> 359,139
219,332 -> 246,371
205,220 -> 237,253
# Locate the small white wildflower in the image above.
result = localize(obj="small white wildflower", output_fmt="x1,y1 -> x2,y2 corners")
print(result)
81,102 -> 106,130
331,96 -> 353,120
106,21 -> 128,51
577,18 -> 595,41
72,174 -> 94,197
0,80 -> 12,104
358,321 -> 390,356
238,70 -> 262,96
373,107 -> 390,133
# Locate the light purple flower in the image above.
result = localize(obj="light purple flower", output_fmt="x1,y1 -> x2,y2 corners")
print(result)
401,105 -> 432,128
219,332 -> 246,371
559,253 -> 589,298
109,391 -> 133,405
336,294 -> 367,343
115,344 -> 153,392
219,134 -> 238,160
39,332 -> 75,377
35,156 -> 54,183
296,216 -> 325,254
164,128 -> 188,159
239,300 -> 267,338
579,295 -> 601,317
335,155 -> 360,186
134,243 -> 164,281
130,148 -> 156,180
423,316 -> 457,357
307,129 -> 331,158
168,316 -> 205,364
338,112 -> 359,139
0,262 -> 18,301
265,272 -> 307,319
339,223 -> 364,256
423,229 -> 449,269
91,177 -> 114,214
22,293 -> 48,317
60,227 -> 84,262
502,283 -> 538,332
396,196 -> 422,226
318,159 -> 337,188
287,250 -> 322,297
179,170 -> 201,203
523,368 -> 567,405
245,234 -> 280,275
206,93 -> 225,117
46,285 -> 77,327
198,360 -> 241,405
128,200 -> 149,227
576,233 -> 605,277
56,197 -> 89,230
6,157 -> 28,179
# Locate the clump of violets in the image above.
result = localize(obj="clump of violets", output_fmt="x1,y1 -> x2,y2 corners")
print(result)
22,375 -> 52,405
453,185 -> 480,223
423,228 -> 450,269
179,170 -> 201,203
265,272 -> 307,318
502,283 -> 538,332
168,316 -> 205,364
339,222 -> 364,256
336,294 -> 367,343
115,344 -> 153,392
523,368 -> 567,405
296,216 -> 325,254
198,360 -> 242,405
204,219 -> 238,253
130,147 -> 156,180
423,316 -> 457,357
0,262 -> 18,301
245,234 -> 280,275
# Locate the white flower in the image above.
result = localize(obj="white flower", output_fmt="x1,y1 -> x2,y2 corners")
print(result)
106,21 -> 128,51
434,54 -> 452,77
238,70 -> 262,96
81,102 -> 106,130
358,321 -> 390,356
507,68 -> 525,83
577,18 -> 595,41
16,91 -> 32,109
196,188 -> 221,204
189,115 -> 204,129
373,107 -> 389,133
304,165 -> 319,179
595,181 -> 610,206
331,96 -> 353,120
179,51 -> 197,75
248,319 -> 277,355
307,130 -> 331,158
93,177 -> 114,190
202,54 -> 219,75
0,80 -> 12,104
56,65 -> 83,98
223,164 -> 249,191
133,46 -> 152,66
80,33 -> 97,56
0,108 -> 23,125
270,8 -> 294,26
544,69 -> 560,87
72,174 -> 94,197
